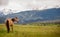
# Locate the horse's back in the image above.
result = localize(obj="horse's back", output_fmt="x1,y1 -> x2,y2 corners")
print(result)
5,18 -> 14,26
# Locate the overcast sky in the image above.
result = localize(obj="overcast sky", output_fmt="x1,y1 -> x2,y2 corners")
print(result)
0,0 -> 60,12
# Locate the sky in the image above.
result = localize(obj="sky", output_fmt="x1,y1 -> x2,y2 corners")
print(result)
0,0 -> 60,12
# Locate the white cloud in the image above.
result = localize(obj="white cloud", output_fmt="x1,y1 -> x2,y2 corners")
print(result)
0,0 -> 9,6
0,0 -> 60,12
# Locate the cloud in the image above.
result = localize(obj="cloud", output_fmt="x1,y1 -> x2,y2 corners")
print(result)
0,0 -> 9,6
17,0 -> 60,10
0,0 -> 60,12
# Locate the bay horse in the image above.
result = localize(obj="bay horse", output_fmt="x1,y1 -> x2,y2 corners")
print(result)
5,17 -> 19,33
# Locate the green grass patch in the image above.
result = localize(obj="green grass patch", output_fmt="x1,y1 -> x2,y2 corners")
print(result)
0,24 -> 60,37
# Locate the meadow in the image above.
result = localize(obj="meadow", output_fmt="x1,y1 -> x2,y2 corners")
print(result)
0,23 -> 60,37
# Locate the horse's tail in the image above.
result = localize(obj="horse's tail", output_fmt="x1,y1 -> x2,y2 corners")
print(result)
6,20 -> 10,33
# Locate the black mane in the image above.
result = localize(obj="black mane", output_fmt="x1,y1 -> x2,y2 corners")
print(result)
11,18 -> 15,22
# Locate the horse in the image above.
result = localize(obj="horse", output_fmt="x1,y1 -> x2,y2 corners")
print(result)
5,17 -> 19,33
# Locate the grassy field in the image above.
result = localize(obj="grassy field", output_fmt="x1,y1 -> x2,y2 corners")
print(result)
0,24 -> 60,37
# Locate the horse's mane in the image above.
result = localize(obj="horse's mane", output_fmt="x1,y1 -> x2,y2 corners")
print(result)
11,18 -> 15,22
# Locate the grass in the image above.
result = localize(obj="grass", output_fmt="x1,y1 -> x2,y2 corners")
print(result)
0,24 -> 60,37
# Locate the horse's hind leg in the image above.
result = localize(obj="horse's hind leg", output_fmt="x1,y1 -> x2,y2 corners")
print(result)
7,26 -> 10,33
6,20 -> 10,33
6,24 -> 10,33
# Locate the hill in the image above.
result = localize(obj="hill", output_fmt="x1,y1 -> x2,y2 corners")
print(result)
0,8 -> 60,23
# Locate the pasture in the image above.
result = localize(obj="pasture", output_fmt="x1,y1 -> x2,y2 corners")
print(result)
0,24 -> 60,37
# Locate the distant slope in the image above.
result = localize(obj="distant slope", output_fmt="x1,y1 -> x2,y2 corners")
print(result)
0,8 -> 60,23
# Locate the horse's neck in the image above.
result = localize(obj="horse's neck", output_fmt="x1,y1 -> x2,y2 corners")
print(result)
11,18 -> 15,22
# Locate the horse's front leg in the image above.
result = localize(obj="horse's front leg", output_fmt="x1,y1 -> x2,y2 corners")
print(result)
11,25 -> 13,32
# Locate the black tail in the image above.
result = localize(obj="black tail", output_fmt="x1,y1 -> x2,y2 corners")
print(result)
6,20 -> 10,33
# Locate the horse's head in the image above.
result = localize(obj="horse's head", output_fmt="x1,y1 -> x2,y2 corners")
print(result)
12,17 -> 19,23
14,17 -> 19,22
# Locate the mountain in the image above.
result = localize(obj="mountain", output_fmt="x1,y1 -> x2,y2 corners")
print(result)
0,9 -> 14,17
0,8 -> 60,24
0,11 -> 4,16
0,9 -> 14,23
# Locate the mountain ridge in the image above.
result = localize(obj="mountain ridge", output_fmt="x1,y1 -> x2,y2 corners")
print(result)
0,8 -> 60,24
